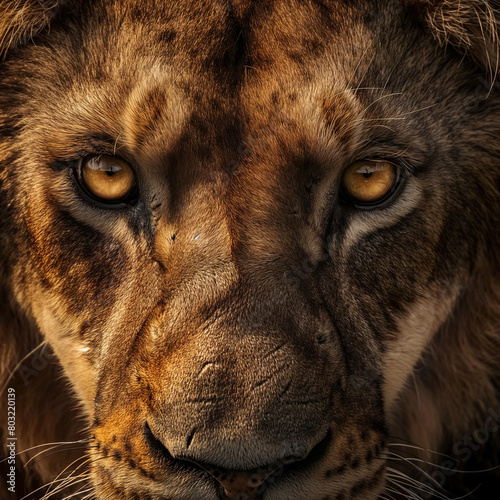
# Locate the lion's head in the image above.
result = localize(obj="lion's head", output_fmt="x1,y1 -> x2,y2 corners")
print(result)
1,1 -> 499,499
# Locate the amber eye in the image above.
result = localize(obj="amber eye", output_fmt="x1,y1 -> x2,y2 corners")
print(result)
79,155 -> 137,203
342,160 -> 399,205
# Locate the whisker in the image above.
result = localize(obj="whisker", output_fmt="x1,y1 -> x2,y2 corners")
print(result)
382,456 -> 429,482
322,87 -> 386,118
60,485 -> 94,500
24,456 -> 108,500
384,451 -> 448,490
20,474 -> 89,500
387,469 -> 450,500
360,92 -> 404,115
353,52 -> 377,95
44,456 -> 92,498
39,475 -> 91,500
345,44 -> 373,93
24,445 -> 89,468
78,491 -> 97,500
388,450 -> 500,475
0,341 -> 48,394
0,440 -> 91,465
385,451 -> 487,500
78,492 -> 97,500
384,484 -> 423,500
42,455 -> 113,500
387,438 -> 457,460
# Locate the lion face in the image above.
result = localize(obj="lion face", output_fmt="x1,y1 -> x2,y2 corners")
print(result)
1,1 -> 499,499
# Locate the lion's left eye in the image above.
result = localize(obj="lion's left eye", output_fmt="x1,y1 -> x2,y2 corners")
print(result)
341,160 -> 400,206
77,155 -> 137,204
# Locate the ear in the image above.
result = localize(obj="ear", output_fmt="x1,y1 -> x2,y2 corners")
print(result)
405,0 -> 500,76
0,0 -> 65,59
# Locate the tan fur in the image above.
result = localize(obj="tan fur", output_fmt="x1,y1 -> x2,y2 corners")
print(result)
0,1 -> 499,499
0,0 -> 63,58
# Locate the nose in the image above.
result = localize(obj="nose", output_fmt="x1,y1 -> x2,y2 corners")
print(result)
145,417 -> 312,472
152,338 -> 334,470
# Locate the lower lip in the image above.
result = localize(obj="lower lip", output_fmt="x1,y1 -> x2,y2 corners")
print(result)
255,431 -> 333,496
146,422 -> 332,498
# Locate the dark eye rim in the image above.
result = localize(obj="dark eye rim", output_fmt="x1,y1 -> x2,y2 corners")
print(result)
339,159 -> 411,210
72,155 -> 139,208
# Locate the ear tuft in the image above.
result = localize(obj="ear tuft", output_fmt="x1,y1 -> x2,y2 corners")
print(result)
407,0 -> 500,77
0,0 -> 64,59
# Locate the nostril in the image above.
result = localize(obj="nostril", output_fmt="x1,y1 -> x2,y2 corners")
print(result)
185,427 -> 196,450
317,333 -> 328,344
144,421 -> 174,461
144,422 -> 213,478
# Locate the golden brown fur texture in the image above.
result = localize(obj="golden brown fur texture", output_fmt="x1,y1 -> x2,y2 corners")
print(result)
0,0 -> 63,58
418,0 -> 500,74
0,1 -> 499,499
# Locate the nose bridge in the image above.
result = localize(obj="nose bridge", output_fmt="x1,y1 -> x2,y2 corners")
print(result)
151,184 -> 310,320
144,201 -> 339,470
153,188 -> 238,286
150,171 -> 329,338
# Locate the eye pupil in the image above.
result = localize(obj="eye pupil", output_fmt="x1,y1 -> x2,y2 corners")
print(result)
78,155 -> 137,204
342,160 -> 399,206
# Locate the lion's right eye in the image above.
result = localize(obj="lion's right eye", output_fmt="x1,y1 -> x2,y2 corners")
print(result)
341,160 -> 402,207
76,155 -> 138,205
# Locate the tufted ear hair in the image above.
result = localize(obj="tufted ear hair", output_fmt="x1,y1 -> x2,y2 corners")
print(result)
405,0 -> 500,76
0,0 -> 66,59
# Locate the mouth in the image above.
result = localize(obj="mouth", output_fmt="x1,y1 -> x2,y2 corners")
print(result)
144,422 -> 332,499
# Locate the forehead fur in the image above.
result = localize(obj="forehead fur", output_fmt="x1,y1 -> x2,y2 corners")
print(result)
0,2 -> 461,161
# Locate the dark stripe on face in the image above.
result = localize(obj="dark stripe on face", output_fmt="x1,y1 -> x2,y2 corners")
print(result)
25,197 -> 123,313
346,206 -> 430,311
349,462 -> 386,497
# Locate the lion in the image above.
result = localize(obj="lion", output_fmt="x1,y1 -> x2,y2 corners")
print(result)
0,0 -> 499,499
